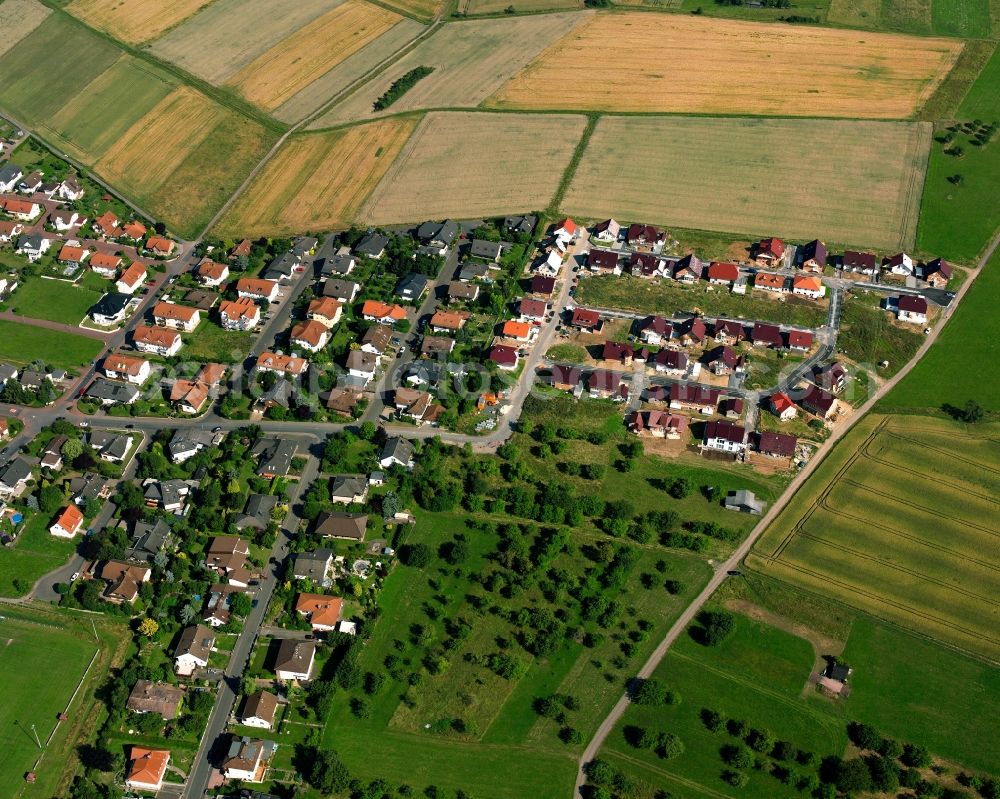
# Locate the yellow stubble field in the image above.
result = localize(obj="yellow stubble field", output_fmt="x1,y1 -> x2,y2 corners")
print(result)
360,111 -> 587,224
216,117 -> 418,237
226,0 -> 403,111
488,13 -> 963,118
66,0 -> 211,44
0,0 -> 51,58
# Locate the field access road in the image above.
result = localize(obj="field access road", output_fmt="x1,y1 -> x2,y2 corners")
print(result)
573,228 -> 1000,797
181,449 -> 320,799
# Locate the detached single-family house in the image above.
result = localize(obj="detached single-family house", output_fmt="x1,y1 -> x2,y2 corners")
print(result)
430,310 -> 469,333
703,420 -> 746,454
16,233 -> 51,262
196,259 -> 229,287
273,640 -> 317,682
330,475 -> 369,505
531,275 -> 555,295
669,383 -> 721,414
219,298 -> 261,331
758,431 -> 798,458
922,258 -> 953,288
290,320 -> 330,353
769,392 -> 798,421
489,344 -> 519,371
501,320 -> 532,342
379,437 -> 414,470
653,348 -> 689,376
355,232 -> 388,259
469,239 -> 503,263
814,361 -> 847,393
58,243 -> 89,267
724,490 -> 764,515
448,281 -> 480,303
626,224 -> 664,248
361,300 -> 406,325
116,262 -> 147,294
792,275 -> 825,299
125,748 -> 170,793
0,220 -> 23,243
345,350 -> 378,383
315,511 -> 367,541
396,272 -> 429,301
637,315 -> 671,346
89,252 -> 121,277
672,254 -> 701,283
360,324 -> 392,356
751,323 -> 783,348
713,319 -> 745,344
754,272 -> 788,293
222,736 -> 275,783
122,220 -> 146,241
896,295 -> 928,325
133,325 -> 182,356
417,219 -> 459,251
0,163 -> 24,192
291,548 -> 333,583
127,680 -> 183,720
570,308 -> 602,332
295,593 -> 343,632
238,691 -> 280,730
707,261 -> 739,287
50,504 -> 84,538
256,352 -> 307,377
800,385 -> 838,419
676,316 -> 707,346
553,218 -> 578,242
841,250 -> 878,277
103,353 -> 150,384
884,252 -> 915,276
703,345 -> 740,376
323,278 -> 360,303
85,378 -> 140,406
236,278 -> 279,303
152,302 -> 200,331
94,211 -> 121,237
587,248 -> 620,274
50,210 -> 82,232
99,560 -> 151,603
753,237 -> 784,266
628,410 -> 687,439
550,364 -> 582,392
2,198 -> 41,221
307,297 -> 342,328
786,329 -> 814,351
0,458 -> 32,500
421,335 -> 454,358
174,624 -> 214,676
593,218 -> 620,243
587,369 -> 626,400
144,236 -> 175,257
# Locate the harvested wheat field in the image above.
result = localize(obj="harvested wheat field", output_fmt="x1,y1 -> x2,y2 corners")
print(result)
96,87 -> 223,190
150,0 -> 343,84
361,111 -> 586,224
311,12 -> 590,127
563,116 -> 930,250
227,1 -> 402,112
66,0 -> 210,44
0,0 -> 51,59
489,13 -> 962,118
217,118 -> 418,237
274,17 -> 425,123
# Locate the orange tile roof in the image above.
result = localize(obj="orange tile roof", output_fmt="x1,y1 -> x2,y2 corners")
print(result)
291,320 -> 329,348
146,236 -> 174,253
133,325 -> 179,348
556,218 -> 576,233
89,252 -> 121,270
754,273 -> 786,289
256,351 -> 307,375
771,392 -> 795,413
197,259 -> 228,281
54,504 -> 83,533
502,320 -> 531,339
118,261 -> 146,288
3,199 -> 38,215
104,353 -> 147,377
127,747 -> 169,787
198,363 -> 225,385
58,244 -> 86,262
219,298 -> 259,323
122,220 -> 146,239
236,277 -> 277,297
793,275 -> 823,291
430,310 -> 469,330
361,300 -> 405,321
95,211 -> 119,231
295,593 -> 343,628
153,302 -> 198,322
170,379 -> 209,410
307,297 -> 341,319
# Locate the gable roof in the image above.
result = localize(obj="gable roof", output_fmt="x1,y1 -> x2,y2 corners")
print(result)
758,431 -> 798,457
898,294 -> 928,313
707,262 -> 739,282
152,302 -> 198,323
133,324 -> 180,348
295,593 -> 343,627
799,239 -> 828,266
315,511 -> 368,539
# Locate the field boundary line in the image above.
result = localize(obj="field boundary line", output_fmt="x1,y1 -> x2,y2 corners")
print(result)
604,750 -> 733,799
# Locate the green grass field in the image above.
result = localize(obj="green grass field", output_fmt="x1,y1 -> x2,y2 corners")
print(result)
0,320 -> 104,370
42,55 -> 176,164
0,13 -> 120,124
601,610 -> 847,799
882,249 -> 1000,413
183,323 -> 255,363
748,413 -> 1000,661
836,291 -> 924,379
828,0 -> 994,36
917,45 -> 1000,261
0,605 -> 99,794
0,513 -> 77,598
9,275 -> 105,326
575,275 -> 827,329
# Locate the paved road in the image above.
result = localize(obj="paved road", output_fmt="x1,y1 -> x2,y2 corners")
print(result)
572,228 -> 999,797
181,448 -> 320,799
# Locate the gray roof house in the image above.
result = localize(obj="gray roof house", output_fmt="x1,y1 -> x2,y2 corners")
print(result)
395,273 -> 428,301
128,518 -> 172,562
504,215 -> 537,235
417,219 -> 459,249
262,252 -> 296,282
320,254 -> 355,277
90,292 -> 131,325
236,494 -> 279,530
291,548 -> 333,583
0,458 -> 33,499
723,489 -> 765,516
330,475 -> 368,505
457,262 -> 490,282
355,232 -> 388,259
255,439 -> 297,477
322,278 -> 360,302
85,378 -> 139,405
315,511 -> 368,541
379,436 -> 414,469
469,239 -> 503,262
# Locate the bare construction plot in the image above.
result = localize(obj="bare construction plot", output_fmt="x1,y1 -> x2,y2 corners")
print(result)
216,117 -> 418,237
0,0 -> 51,59
310,12 -> 590,127
748,414 -> 1000,662
563,116 -> 930,250
66,0 -> 211,44
149,0 -> 343,84
489,13 -> 962,118
361,111 -> 586,224
226,0 -> 403,112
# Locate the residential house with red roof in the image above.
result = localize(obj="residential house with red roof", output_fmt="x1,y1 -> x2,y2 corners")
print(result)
219,298 -> 260,331
152,302 -> 200,331
753,237 -> 784,266
50,504 -> 84,538
769,392 -> 798,421
133,325 -> 181,356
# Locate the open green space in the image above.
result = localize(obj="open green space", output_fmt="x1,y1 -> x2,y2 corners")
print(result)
748,413 -> 1000,661
882,249 -> 1000,414
601,609 -> 846,799
0,320 -> 103,370
917,44 -> 1000,261
0,603 -> 99,794
836,291 -> 924,379
9,274 -> 105,325
828,0 -> 994,36
183,323 -> 254,363
0,512 -> 77,598
576,275 -> 827,329
0,13 -> 120,124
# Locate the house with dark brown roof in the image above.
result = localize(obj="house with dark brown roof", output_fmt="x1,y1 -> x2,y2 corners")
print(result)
570,308 -> 602,332
922,257 -> 952,288
550,364 -> 582,392
628,410 -> 687,439
127,680 -> 184,720
785,329 -> 814,351
703,419 -> 746,453
238,690 -> 280,729
676,317 -> 707,346
587,249 -> 620,274
315,511 -> 367,541
626,224 -> 664,247
751,323 -> 783,348
636,315 -> 671,345
713,319 -> 746,343
841,250 -> 878,276
798,240 -> 827,272
800,385 -> 838,419
757,431 -> 798,458
273,639 -> 316,682
653,348 -> 688,376
603,341 -> 633,365
531,275 -> 555,295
